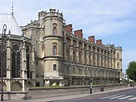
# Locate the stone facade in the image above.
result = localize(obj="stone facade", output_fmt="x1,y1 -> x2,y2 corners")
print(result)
22,9 -> 122,86
0,34 -> 36,91
0,9 -> 122,91
0,14 -> 36,91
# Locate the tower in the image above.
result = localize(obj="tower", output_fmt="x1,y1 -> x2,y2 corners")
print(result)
39,9 -> 65,86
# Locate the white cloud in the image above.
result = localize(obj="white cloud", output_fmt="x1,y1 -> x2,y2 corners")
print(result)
0,0 -> 136,73
1,0 -> 135,36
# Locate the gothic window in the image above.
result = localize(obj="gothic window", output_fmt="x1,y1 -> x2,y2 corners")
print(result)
52,43 -> 57,55
0,44 -> 6,77
11,43 -> 21,78
53,23 -> 57,35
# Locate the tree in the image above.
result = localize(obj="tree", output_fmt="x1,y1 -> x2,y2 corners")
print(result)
126,61 -> 136,82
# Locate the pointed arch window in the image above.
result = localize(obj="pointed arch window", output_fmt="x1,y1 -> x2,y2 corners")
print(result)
11,43 -> 21,78
53,42 -> 57,55
0,44 -> 6,77
53,23 -> 57,35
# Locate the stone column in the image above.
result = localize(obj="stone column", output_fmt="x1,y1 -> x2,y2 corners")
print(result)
76,48 -> 79,63
86,51 -> 89,65
81,49 -> 84,64
6,39 -> 11,91
31,45 -> 36,80
70,46 -> 73,62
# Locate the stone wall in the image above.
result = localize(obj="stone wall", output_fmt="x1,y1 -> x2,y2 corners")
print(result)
2,84 -> 127,100
29,84 -> 127,99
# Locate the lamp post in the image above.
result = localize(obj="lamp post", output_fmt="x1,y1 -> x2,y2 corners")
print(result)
1,24 -> 7,101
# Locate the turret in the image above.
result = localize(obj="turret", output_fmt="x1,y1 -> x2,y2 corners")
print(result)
42,9 -> 65,86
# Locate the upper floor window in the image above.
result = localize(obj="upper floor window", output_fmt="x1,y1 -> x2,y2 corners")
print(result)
52,42 -> 57,55
53,64 -> 57,71
117,53 -> 119,58
66,37 -> 71,45
53,23 -> 57,35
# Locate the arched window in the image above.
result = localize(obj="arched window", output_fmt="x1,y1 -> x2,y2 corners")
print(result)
0,45 -> 6,77
11,43 -> 21,78
66,37 -> 71,45
53,23 -> 57,35
52,43 -> 57,55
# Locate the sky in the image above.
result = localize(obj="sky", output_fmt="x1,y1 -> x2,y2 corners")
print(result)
0,0 -> 136,73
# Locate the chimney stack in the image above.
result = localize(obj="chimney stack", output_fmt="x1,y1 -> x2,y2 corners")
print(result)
74,29 -> 83,38
88,36 -> 95,43
96,39 -> 102,46
66,24 -> 72,34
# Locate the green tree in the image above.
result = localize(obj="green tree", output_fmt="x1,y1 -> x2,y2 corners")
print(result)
126,61 -> 136,82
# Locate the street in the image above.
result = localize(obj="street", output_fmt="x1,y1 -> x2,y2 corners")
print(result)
2,87 -> 136,102
55,88 -> 136,102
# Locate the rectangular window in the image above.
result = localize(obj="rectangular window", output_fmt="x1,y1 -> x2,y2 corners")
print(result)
117,53 -> 119,58
53,64 -> 57,71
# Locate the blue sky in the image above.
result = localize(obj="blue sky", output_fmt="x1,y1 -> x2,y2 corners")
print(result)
0,0 -> 136,73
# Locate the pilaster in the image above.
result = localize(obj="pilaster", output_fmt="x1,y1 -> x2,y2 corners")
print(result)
6,39 -> 11,91
21,40 -> 27,91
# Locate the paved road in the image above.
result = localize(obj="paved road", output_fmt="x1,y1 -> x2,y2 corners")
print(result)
55,88 -> 136,102
2,87 -> 135,102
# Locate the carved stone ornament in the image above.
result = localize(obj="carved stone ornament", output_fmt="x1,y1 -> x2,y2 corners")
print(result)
11,42 -> 22,53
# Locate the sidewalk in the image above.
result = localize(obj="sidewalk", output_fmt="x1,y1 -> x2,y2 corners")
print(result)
3,87 -> 135,102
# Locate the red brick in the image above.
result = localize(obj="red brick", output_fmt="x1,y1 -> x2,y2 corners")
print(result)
88,36 -> 95,43
74,29 -> 83,38
66,24 -> 72,34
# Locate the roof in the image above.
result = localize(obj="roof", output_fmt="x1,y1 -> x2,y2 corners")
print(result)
0,13 -> 22,35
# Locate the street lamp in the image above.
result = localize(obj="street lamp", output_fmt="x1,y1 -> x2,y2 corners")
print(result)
0,24 -> 8,101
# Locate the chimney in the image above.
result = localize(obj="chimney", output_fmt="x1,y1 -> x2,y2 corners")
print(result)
66,24 -> 72,34
96,39 -> 102,46
74,29 -> 83,38
88,36 -> 95,43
